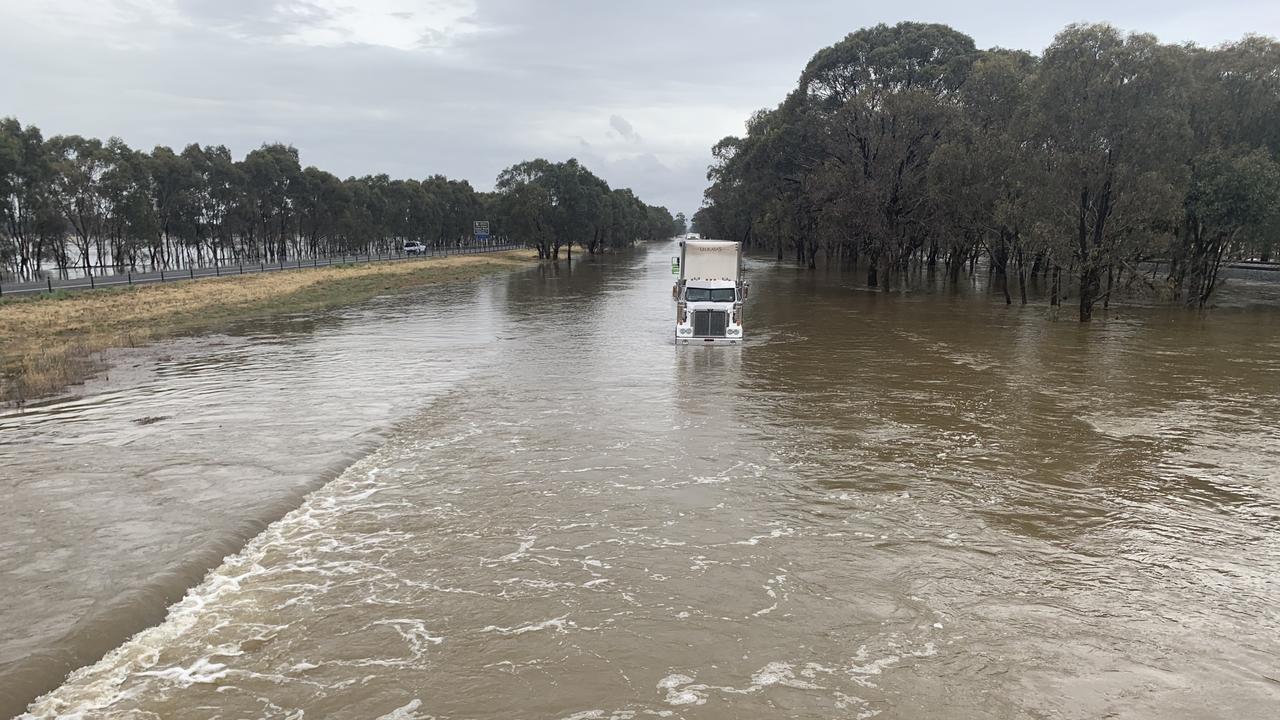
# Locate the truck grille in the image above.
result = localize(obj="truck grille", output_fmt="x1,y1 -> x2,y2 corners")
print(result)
693,310 -> 728,337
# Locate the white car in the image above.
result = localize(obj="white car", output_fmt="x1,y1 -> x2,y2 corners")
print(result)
403,241 -> 427,255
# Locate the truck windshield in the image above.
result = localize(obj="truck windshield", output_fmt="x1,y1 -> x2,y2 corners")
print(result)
685,287 -> 736,302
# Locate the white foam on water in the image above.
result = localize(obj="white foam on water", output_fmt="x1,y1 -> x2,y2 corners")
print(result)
846,640 -> 940,687
657,659 -> 840,709
558,711 -> 650,720
135,658 -> 229,687
482,535 -> 539,565
656,674 -> 707,706
731,527 -> 796,546
747,655 -> 824,691
375,698 -> 428,720
20,441 -> 428,718
481,615 -> 572,636
400,578 -> 484,596
835,691 -> 880,719
370,618 -> 444,653
750,662 -> 793,688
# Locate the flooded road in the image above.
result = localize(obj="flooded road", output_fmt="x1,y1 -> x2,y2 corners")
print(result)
8,242 -> 1280,718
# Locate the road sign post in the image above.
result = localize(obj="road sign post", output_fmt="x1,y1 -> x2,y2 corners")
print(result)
474,220 -> 490,246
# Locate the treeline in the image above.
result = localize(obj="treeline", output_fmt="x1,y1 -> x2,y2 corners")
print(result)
0,118 -> 675,280
494,158 -> 677,261
693,23 -> 1280,320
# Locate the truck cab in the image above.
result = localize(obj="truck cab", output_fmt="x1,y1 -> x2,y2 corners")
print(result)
673,240 -> 747,345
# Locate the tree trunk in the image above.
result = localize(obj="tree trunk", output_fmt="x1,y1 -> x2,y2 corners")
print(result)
948,250 -> 963,284
1078,265 -> 1099,321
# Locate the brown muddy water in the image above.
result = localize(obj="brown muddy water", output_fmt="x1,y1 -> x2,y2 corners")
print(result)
4,242 -> 1280,719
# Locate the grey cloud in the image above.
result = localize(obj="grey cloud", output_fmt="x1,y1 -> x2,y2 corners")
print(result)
3,0 -> 1277,218
609,115 -> 640,143
418,28 -> 449,49
173,0 -> 335,40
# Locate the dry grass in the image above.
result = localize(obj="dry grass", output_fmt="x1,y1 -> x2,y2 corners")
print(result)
0,250 -> 537,404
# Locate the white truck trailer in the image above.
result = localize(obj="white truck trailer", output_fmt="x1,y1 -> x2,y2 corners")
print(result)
672,240 -> 747,345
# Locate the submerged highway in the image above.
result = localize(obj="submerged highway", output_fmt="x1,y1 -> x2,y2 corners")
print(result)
4,242 -> 1279,719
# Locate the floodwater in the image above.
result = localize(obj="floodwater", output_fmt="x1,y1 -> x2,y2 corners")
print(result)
5,242 -> 1280,719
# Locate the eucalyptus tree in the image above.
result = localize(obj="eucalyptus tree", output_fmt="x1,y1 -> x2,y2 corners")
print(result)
419,175 -> 482,247
496,159 -> 558,258
494,158 -> 613,259
645,205 -> 676,242
100,139 -> 155,271
295,167 -> 349,257
47,134 -> 112,276
695,21 -> 1278,318
700,107 -> 809,259
672,212 -> 688,237
605,188 -> 667,249
1181,149 -> 1280,304
1172,36 -> 1280,305
183,144 -> 242,265
0,118 -> 59,278
403,180 -> 444,247
1030,24 -> 1191,321
697,135 -> 753,247
932,48 -> 1039,301
697,23 -> 980,282
240,143 -> 302,261
2,116 -> 673,276
148,145 -> 199,266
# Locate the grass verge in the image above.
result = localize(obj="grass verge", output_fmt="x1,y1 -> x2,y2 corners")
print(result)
0,250 -> 537,405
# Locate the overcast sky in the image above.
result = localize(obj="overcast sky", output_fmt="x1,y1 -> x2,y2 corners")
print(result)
2,1 -> 1276,217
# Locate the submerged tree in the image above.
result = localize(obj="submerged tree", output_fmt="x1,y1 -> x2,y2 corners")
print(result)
495,158 -> 669,260
696,21 -> 1280,320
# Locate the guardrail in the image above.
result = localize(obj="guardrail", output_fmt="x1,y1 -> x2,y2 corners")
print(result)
0,243 -> 521,298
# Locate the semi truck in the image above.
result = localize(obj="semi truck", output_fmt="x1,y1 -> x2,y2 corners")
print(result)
672,240 -> 747,345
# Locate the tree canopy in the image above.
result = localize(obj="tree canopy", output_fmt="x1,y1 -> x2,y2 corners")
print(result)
0,121 -> 674,278
694,22 -> 1280,318
494,158 -> 674,260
